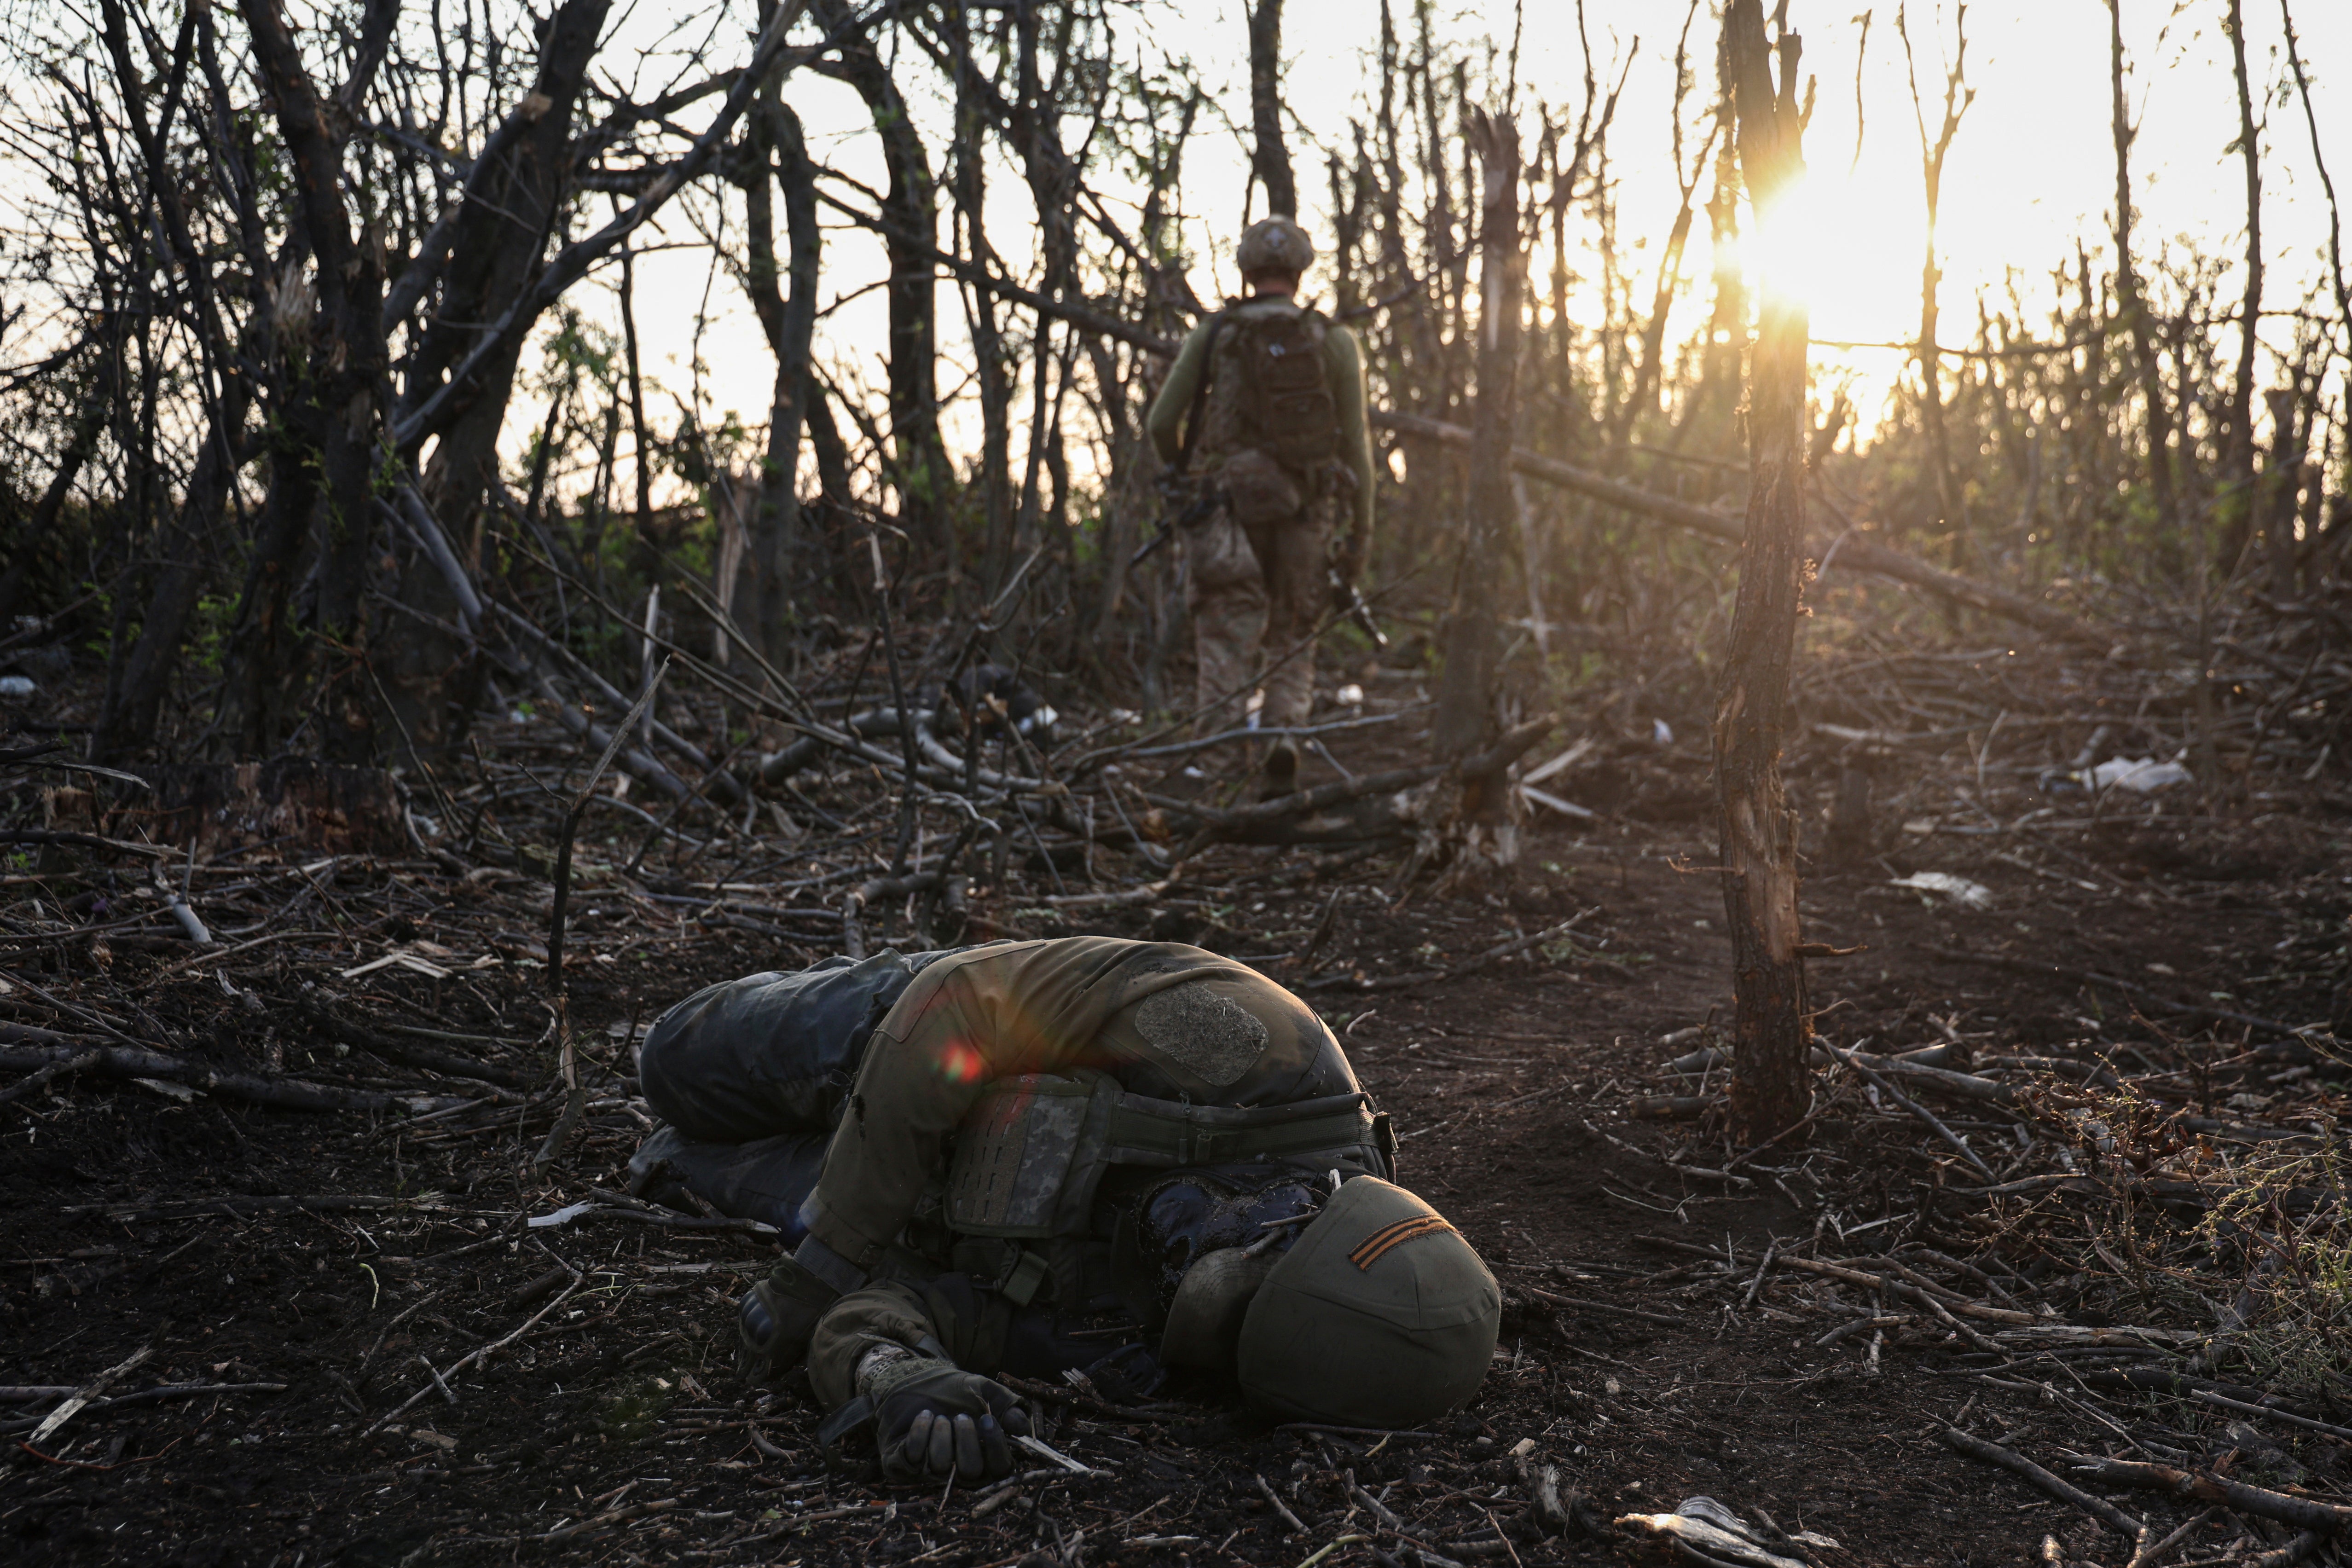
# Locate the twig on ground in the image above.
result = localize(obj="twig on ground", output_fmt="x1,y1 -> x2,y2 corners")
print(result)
1826,1040 -> 1996,1178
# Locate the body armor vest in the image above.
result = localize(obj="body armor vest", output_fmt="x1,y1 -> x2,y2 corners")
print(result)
929,1070 -> 1391,1309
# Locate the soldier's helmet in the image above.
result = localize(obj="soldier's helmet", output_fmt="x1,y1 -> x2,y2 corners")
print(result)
1165,1176 -> 1499,1428
1236,216 -> 1316,277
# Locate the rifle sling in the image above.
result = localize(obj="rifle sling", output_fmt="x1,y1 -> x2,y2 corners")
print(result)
1173,308 -> 1231,479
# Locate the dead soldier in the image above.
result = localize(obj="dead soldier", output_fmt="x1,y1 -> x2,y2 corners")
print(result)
1147,216 -> 1377,797
627,937 -> 1499,1480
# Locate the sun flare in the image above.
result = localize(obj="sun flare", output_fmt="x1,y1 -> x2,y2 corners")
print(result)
1726,172 -> 1935,348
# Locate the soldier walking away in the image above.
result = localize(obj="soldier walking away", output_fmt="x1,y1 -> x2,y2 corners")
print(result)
626,938 -> 1500,1477
1147,217 -> 1377,798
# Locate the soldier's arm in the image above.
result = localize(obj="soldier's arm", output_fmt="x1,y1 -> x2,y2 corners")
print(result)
806,1280 -> 944,1411
807,1280 -> 1032,1481
797,958 -> 1076,1268
1327,324 -> 1376,542
1146,320 -> 1214,465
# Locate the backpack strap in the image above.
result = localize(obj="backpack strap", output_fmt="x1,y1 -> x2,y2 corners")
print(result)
1173,307 -> 1234,477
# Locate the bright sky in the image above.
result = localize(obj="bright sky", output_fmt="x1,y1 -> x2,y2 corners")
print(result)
582,0 -> 2352,483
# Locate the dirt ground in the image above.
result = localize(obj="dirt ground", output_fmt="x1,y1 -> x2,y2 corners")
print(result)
4,724 -> 2348,1568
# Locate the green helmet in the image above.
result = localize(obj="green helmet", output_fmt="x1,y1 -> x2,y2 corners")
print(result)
1237,216 -> 1315,276
1233,1177 -> 1499,1428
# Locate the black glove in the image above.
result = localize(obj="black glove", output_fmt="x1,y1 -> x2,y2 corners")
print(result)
735,1256 -> 840,1387
870,1362 -> 1031,1481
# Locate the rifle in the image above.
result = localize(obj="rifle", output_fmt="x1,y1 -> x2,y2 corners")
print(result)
1132,307 -> 1233,568
1130,477 -> 1225,567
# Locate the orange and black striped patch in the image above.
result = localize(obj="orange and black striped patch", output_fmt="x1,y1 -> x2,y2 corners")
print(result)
1348,1213 -> 1456,1271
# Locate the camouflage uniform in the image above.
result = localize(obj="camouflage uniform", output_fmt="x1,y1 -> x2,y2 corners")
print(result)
634,938 -> 1498,1465
1147,220 -> 1376,764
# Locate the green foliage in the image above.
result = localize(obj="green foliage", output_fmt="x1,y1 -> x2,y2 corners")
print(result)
2198,1126 -> 2352,1401
189,593 -> 238,675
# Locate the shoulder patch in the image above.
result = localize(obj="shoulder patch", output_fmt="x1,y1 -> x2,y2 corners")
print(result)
1133,982 -> 1269,1087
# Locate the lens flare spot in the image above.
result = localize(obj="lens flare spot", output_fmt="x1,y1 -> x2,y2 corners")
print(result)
934,1038 -> 987,1084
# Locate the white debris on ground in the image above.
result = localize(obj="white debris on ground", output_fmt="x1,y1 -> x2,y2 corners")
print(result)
1889,871 -> 1994,909
2082,755 -> 2194,792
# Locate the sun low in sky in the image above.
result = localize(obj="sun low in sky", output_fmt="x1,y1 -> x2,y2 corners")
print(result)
591,0 -> 2347,485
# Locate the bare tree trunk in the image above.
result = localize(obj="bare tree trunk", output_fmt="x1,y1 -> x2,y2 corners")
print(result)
1715,0 -> 1812,1147
90,0 -> 249,764
238,0 -> 391,764
1681,110 -> 1747,445
90,388 -> 249,764
620,243 -> 657,584
813,0 -> 947,552
381,0 -> 608,765
1608,3 -> 1708,456
741,88 -> 821,668
1248,0 -> 1296,217
2107,0 -> 2179,534
2221,0 -> 2265,537
948,19 -> 1015,605
1609,134 -> 1710,453
1898,5 -> 1973,567
2263,386 -> 2309,597
29,356 -> 117,545
2277,0 -> 2349,343
1432,109 -> 1522,763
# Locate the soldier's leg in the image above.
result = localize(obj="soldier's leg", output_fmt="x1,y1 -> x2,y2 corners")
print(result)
1183,509 -> 1268,736
639,952 -> 933,1141
1241,509 -> 1329,793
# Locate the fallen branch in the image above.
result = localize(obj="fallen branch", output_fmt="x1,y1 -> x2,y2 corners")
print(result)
533,1498 -> 683,1544
1773,1256 -> 2039,1325
0,1046 -> 469,1115
58,1194 -> 425,1221
0,1047 -> 101,1107
1253,1473 -> 1307,1535
1374,411 -> 2103,644
292,995 -> 535,1088
2066,1456 -> 2352,1535
2069,1367 -> 2333,1422
0,829 -> 174,859
1938,1426 -> 2144,1539
1825,1041 -> 1994,1177
1147,764 -> 1445,833
1842,1046 -> 2018,1106
997,1374 -> 1195,1426
2188,1390 -> 2352,1443
27,1346 -> 151,1449
525,1198 -> 777,1236
0,1383 -> 287,1437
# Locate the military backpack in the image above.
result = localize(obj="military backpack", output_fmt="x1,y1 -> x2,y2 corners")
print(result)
1199,302 -> 1340,482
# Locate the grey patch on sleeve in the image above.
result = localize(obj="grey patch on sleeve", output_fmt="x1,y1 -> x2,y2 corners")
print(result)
1133,983 -> 1269,1087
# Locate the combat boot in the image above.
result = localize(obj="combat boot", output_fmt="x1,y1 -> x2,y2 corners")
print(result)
736,1255 -> 842,1388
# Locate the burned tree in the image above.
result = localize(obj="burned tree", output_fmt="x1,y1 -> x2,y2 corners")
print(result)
1714,0 -> 1814,1146
1431,109 -> 1524,765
